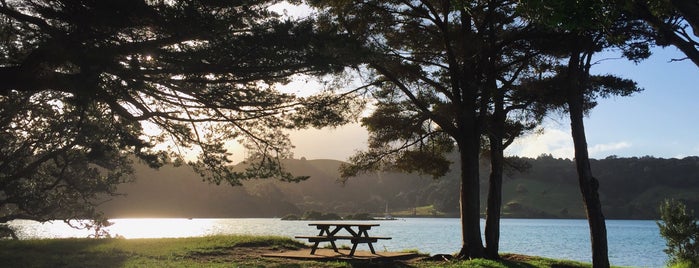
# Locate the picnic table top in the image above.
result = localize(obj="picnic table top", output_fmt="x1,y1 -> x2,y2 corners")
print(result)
308,222 -> 380,227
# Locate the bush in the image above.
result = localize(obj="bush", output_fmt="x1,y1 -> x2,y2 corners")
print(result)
280,214 -> 300,220
0,224 -> 18,240
298,211 -> 342,220
344,213 -> 373,220
657,199 -> 699,266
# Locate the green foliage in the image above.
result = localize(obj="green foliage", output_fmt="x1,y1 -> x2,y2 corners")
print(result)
0,90 -> 135,226
310,3 -> 553,257
281,214 -> 301,220
658,199 -> 699,266
102,156 -> 699,220
281,212 -> 374,220
300,211 -> 342,221
624,0 -> 699,66
0,224 -> 17,240
343,213 -> 374,220
0,0 -> 360,229
668,259 -> 698,268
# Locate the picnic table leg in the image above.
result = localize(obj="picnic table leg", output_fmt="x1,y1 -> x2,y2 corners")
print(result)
310,227 -> 328,255
368,242 -> 376,254
310,241 -> 320,255
349,242 -> 359,256
324,227 -> 340,252
330,240 -> 338,252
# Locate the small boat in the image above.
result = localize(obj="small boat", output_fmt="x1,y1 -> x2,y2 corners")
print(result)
383,202 -> 395,220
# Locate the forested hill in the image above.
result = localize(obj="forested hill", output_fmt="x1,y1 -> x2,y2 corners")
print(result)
99,155 -> 699,220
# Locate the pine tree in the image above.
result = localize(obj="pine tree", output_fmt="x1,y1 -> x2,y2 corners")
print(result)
658,199 -> 699,266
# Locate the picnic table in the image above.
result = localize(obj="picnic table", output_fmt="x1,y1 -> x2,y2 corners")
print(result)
295,222 -> 391,256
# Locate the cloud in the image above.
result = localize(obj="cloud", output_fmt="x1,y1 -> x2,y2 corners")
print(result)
506,128 -> 574,159
506,128 -> 632,159
588,142 -> 632,156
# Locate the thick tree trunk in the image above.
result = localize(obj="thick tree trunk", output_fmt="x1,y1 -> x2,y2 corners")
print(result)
485,139 -> 503,259
567,53 -> 610,268
456,112 -> 485,259
457,141 -> 485,259
485,85 -> 505,259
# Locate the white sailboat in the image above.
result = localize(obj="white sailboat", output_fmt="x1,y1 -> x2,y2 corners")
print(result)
383,202 -> 395,220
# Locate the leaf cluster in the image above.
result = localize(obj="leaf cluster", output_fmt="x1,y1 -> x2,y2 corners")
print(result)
658,199 -> 699,266
315,0 -> 650,183
0,90 -> 136,225
0,0 -> 363,227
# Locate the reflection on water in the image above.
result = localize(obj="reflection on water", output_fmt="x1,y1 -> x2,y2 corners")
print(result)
9,218 -> 667,267
12,218 -> 220,239
107,218 -> 218,238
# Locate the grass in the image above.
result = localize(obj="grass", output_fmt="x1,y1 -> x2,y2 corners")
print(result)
500,179 -> 585,218
0,235 -> 599,267
0,235 -> 308,267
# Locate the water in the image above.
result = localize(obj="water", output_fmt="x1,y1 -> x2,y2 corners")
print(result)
8,218 -> 667,267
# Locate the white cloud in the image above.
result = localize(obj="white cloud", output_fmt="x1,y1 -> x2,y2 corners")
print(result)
506,128 -> 574,159
506,128 -> 633,159
588,142 -> 632,157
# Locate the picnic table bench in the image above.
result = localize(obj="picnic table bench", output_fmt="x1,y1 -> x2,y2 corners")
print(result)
295,222 -> 391,256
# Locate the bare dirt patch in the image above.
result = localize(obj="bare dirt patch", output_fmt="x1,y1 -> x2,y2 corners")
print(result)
185,244 -> 427,267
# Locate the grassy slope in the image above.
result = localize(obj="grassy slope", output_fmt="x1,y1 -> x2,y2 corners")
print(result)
500,179 -> 586,218
0,235 -> 595,268
392,179 -> 586,219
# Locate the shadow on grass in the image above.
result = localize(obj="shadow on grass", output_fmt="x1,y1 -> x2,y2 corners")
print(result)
0,238 -> 130,268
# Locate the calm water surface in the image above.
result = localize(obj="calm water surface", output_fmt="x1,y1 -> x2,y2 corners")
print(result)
9,218 -> 666,267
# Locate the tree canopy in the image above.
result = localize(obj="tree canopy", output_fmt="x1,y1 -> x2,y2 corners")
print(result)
0,0 -> 361,230
625,0 -> 699,66
306,0 -> 558,259
306,0 -> 656,262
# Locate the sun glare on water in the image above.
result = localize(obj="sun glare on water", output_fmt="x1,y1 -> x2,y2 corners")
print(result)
106,218 -> 217,239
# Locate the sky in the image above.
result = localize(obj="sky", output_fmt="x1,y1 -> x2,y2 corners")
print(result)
268,2 -> 699,161
287,47 -> 699,161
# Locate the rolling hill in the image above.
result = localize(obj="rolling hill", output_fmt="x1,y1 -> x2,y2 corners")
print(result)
99,155 -> 699,220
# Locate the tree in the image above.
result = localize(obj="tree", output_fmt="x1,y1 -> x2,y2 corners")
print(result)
518,1 -> 650,266
481,22 -> 549,257
625,0 -> 699,67
658,199 -> 699,266
0,0 -> 359,234
0,89 -> 134,232
309,0 -> 545,259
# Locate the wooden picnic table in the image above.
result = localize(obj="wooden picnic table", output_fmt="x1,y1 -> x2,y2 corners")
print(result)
295,222 -> 391,256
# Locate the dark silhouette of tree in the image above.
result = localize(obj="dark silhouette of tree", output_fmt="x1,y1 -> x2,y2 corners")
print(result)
308,0 -> 546,259
625,0 -> 699,67
0,0 -> 359,233
518,1 -> 651,266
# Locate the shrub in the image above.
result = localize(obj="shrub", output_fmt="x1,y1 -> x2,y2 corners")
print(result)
280,214 -> 300,220
0,224 -> 18,240
657,199 -> 699,266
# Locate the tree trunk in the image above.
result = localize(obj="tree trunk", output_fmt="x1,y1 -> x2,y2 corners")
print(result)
485,136 -> 503,259
485,81 -> 505,259
456,112 -> 485,259
567,53 -> 610,268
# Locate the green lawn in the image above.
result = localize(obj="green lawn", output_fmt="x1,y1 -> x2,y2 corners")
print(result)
0,235 -> 597,267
